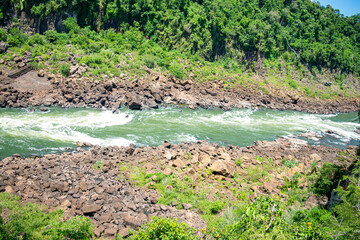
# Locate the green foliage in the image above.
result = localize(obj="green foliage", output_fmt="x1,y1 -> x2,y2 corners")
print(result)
28,33 -> 45,45
42,216 -> 93,240
44,30 -> 57,43
7,28 -> 27,47
169,61 -> 185,79
0,28 -> 7,42
312,162 -> 345,196
142,54 -> 160,69
62,17 -> 80,34
60,63 -> 70,77
0,193 -> 93,240
132,217 -> 199,240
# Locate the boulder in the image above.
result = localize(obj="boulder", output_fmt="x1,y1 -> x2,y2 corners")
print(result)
172,159 -> 185,168
310,153 -> 321,161
82,204 -> 102,214
122,213 -> 146,230
0,42 -> 8,53
210,160 -> 236,177
127,94 -> 143,110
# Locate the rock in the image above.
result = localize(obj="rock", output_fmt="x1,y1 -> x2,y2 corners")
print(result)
310,153 -> 321,161
182,203 -> 193,210
163,167 -> 173,176
118,228 -> 129,238
127,94 -> 143,110
17,62 -> 26,68
210,160 -> 236,177
69,65 -> 78,75
122,213 -> 146,230
0,42 -> 8,53
37,70 -> 45,77
94,226 -> 105,238
103,228 -> 117,238
200,155 -> 211,166
82,204 -> 101,214
164,151 -> 173,160
172,159 -> 185,168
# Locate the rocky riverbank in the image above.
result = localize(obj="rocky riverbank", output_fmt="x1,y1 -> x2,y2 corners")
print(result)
0,138 -> 358,238
0,64 -> 359,114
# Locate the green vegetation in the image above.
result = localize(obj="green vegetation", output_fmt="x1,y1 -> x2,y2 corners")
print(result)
0,0 -> 359,98
132,217 -> 199,240
3,0 -> 360,75
0,193 -> 93,240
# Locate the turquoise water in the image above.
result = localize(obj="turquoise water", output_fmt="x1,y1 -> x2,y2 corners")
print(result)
0,107 -> 359,159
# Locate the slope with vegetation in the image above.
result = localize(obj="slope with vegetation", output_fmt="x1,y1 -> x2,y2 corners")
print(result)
0,0 -> 360,100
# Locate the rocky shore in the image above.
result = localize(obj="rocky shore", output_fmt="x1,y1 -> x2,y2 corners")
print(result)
0,137 -> 358,238
0,65 -> 359,114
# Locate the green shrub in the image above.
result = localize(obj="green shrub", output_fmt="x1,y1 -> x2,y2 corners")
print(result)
169,61 -> 185,79
132,217 -> 199,240
44,30 -> 58,43
28,33 -> 45,45
63,17 -> 80,34
60,63 -> 70,77
312,162 -> 345,196
0,193 -> 94,240
142,54 -> 160,69
0,28 -> 7,42
42,216 -> 93,240
7,28 -> 28,47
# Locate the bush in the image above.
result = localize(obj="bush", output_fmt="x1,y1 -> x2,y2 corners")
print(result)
132,217 -> 199,240
60,63 -> 70,77
43,216 -> 93,239
0,193 -> 94,240
0,28 -> 7,42
44,30 -> 58,43
142,54 -> 160,69
28,33 -> 45,45
7,28 -> 27,47
63,17 -> 80,34
169,61 -> 185,79
312,162 -> 345,196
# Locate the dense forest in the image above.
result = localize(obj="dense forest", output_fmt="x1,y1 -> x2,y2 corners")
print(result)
1,0 -> 360,75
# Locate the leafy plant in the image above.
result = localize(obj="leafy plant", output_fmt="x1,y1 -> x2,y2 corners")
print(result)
132,217 -> 199,240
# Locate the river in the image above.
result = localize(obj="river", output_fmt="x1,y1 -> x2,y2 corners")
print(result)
0,106 -> 359,159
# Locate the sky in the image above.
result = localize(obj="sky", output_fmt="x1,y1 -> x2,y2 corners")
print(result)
315,0 -> 360,17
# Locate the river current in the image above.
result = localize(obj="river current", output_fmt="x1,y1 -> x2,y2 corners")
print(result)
0,106 -> 359,159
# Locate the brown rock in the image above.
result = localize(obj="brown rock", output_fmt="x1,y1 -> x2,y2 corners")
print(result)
200,155 -> 211,166
82,204 -> 101,214
310,153 -> 321,161
172,159 -> 185,168
210,160 -> 236,177
103,228 -> 117,238
118,227 -> 129,238
123,213 -> 146,230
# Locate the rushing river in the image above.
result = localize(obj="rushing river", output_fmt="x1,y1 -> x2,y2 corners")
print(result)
0,106 -> 359,159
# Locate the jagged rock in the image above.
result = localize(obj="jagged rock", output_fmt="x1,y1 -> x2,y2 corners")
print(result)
82,204 -> 102,214
69,65 -> 78,75
0,42 -> 8,53
37,70 -> 45,77
172,159 -> 185,168
118,228 -> 129,238
210,161 -> 236,177
310,153 -> 321,161
103,228 -> 117,238
122,213 -> 146,230
164,151 -> 173,160
127,94 -> 143,110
